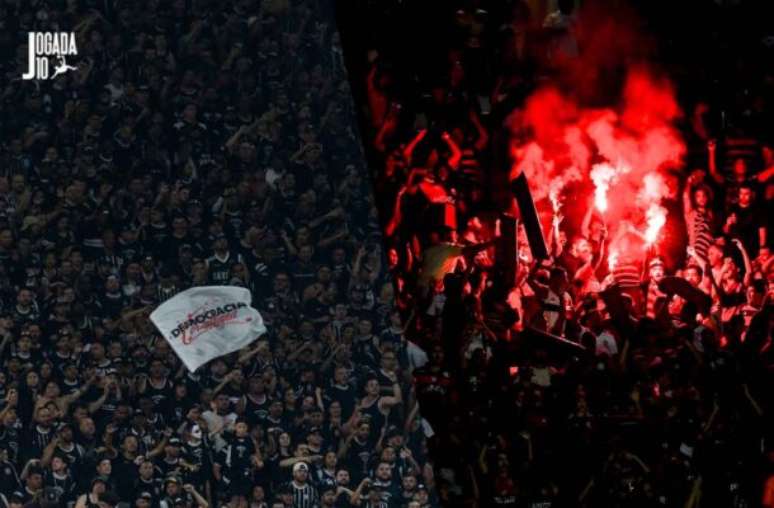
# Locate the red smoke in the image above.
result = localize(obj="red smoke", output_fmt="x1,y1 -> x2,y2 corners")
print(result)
508,67 -> 685,259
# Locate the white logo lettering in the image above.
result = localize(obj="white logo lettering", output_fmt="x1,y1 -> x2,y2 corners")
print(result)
22,32 -> 78,81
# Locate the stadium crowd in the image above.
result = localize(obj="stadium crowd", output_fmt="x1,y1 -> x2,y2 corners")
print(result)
0,1 -> 439,508
340,0 -> 774,506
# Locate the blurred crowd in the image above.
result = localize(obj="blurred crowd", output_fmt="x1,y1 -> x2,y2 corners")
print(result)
0,1 -> 440,508
340,0 -> 774,506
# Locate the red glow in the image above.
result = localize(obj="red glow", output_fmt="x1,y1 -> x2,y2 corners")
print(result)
509,366 -> 519,376
590,162 -> 618,213
509,68 -> 685,263
608,249 -> 619,271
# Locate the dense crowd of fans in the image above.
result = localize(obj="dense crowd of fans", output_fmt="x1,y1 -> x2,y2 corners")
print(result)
341,0 -> 774,506
0,1 -> 440,508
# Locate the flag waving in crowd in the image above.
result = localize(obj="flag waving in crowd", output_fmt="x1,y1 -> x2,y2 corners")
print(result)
151,286 -> 267,371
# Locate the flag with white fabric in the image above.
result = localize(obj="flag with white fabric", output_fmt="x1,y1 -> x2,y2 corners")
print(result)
150,286 -> 266,372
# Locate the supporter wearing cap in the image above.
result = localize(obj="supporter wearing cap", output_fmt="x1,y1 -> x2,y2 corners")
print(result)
305,426 -> 324,456
157,435 -> 184,478
414,483 -> 431,507
135,491 -> 153,508
287,461 -> 319,507
159,475 -> 184,508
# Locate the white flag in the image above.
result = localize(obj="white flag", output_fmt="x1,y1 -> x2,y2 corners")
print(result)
150,286 -> 266,372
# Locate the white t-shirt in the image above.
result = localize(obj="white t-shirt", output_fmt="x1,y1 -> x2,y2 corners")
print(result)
595,331 -> 618,357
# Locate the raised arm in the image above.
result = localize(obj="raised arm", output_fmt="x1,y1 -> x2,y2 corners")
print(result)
683,173 -> 696,219
441,131 -> 462,170
731,239 -> 753,285
184,484 -> 209,508
402,130 -> 427,164
88,383 -> 111,415
707,140 -> 723,185
469,109 -> 489,151
759,226 -> 767,255
212,371 -> 239,397
581,199 -> 595,239
378,379 -> 403,412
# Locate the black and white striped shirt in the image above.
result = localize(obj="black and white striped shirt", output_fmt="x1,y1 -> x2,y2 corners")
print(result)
687,209 -> 713,260
289,481 -> 319,508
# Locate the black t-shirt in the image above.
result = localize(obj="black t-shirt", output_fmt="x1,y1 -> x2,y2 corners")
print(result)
0,460 -> 21,497
325,383 -> 357,420
206,251 -> 244,284
145,378 -> 174,410
112,454 -> 140,500
728,203 -> 765,255
226,436 -> 256,473
344,436 -> 373,483
243,394 -> 272,425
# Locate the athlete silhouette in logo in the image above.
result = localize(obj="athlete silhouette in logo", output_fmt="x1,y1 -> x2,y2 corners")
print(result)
50,55 -> 77,79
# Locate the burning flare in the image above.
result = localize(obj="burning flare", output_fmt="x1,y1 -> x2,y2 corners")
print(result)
608,249 -> 619,271
590,162 -> 617,213
644,204 -> 666,246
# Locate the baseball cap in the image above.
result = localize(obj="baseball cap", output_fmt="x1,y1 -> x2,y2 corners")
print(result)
8,492 -> 24,504
649,257 -> 665,268
165,476 -> 181,485
137,492 -> 153,501
385,425 -> 401,438
168,437 -> 182,446
91,476 -> 108,487
306,426 -> 322,435
292,462 -> 309,474
56,422 -> 73,433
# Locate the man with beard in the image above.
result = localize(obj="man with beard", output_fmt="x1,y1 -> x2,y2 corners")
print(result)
339,421 -> 373,484
286,462 -> 319,508
40,423 -> 83,475
26,406 -> 55,464
369,461 -> 401,506
134,459 -> 163,500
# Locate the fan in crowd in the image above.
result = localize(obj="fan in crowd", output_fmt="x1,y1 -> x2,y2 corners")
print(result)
0,1 -> 439,508
343,0 -> 774,506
